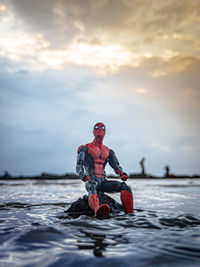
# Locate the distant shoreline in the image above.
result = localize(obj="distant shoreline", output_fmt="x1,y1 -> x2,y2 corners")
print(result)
0,172 -> 200,180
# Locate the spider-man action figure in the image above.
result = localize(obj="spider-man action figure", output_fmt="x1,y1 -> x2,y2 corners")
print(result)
76,122 -> 133,217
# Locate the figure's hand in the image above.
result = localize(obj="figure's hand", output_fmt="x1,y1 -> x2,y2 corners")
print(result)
83,175 -> 90,182
120,172 -> 128,181
115,169 -> 128,181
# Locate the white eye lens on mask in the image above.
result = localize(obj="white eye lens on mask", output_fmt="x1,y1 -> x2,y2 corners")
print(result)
101,126 -> 105,130
94,125 -> 99,129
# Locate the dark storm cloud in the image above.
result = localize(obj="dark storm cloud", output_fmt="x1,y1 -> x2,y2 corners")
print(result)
7,0 -> 200,47
8,0 -> 132,32
7,0 -> 80,46
140,1 -> 200,33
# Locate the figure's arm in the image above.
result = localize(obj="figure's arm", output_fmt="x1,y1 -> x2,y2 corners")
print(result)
76,146 -> 90,182
108,149 -> 128,181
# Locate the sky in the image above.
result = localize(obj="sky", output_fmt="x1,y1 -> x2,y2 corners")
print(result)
0,0 -> 200,177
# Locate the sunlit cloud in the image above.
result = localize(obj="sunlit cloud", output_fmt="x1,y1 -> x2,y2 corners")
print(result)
144,55 -> 197,77
0,5 -> 6,11
40,43 -> 135,72
0,1 -> 199,75
1,29 -> 193,75
134,88 -> 148,94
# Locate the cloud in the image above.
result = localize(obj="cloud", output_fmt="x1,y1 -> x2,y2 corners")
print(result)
0,0 -> 198,73
134,88 -> 148,94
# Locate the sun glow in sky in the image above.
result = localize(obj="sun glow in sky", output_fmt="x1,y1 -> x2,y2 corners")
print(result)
0,0 -> 200,176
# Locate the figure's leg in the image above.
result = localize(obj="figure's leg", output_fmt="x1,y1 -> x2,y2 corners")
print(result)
101,180 -> 134,213
121,185 -> 133,214
85,179 -> 110,217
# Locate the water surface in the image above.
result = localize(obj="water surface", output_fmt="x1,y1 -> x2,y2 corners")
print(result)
0,178 -> 200,266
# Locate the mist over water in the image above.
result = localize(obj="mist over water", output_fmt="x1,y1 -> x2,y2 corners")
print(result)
0,178 -> 200,267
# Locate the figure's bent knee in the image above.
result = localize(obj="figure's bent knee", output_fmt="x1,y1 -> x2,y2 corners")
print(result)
85,180 -> 98,195
121,182 -> 132,193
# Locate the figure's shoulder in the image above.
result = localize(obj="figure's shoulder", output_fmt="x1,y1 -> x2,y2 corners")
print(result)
77,145 -> 88,153
85,142 -> 93,149
102,144 -> 111,154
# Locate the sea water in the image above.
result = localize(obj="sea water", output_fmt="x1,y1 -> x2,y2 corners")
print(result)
0,178 -> 200,267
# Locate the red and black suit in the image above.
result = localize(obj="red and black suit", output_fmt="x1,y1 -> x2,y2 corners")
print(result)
76,122 -> 133,216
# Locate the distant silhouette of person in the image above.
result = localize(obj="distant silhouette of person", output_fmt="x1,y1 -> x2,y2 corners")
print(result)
3,170 -> 11,178
139,157 -> 146,176
164,165 -> 170,177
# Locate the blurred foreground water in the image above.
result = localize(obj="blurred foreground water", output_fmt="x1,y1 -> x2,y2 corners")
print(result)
0,178 -> 200,267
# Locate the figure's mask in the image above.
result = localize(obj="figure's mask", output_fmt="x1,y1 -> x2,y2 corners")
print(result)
93,122 -> 106,138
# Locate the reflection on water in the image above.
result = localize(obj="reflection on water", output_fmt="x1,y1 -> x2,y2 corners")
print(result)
77,230 -> 107,257
0,179 -> 200,266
